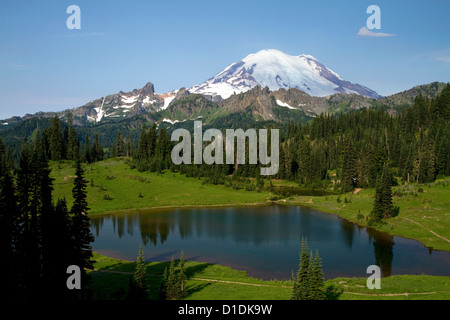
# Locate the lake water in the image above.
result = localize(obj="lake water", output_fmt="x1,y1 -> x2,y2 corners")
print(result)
90,205 -> 450,280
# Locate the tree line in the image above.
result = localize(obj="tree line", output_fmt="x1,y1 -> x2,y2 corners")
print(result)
0,133 -> 94,300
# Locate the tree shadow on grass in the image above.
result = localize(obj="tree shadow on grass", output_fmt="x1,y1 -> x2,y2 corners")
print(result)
325,284 -> 344,300
185,262 -> 211,279
185,282 -> 212,298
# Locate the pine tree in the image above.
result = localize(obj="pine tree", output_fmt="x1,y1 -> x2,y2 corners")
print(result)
370,173 -> 384,222
15,137 -> 35,298
91,134 -> 103,162
292,238 -> 325,300
166,256 -> 178,299
341,139 -> 358,192
291,238 -> 310,300
148,123 -> 157,157
133,243 -> 148,299
66,114 -> 80,160
53,198 -> 75,298
126,136 -> 133,157
159,267 -> 168,300
70,158 -> 94,297
117,132 -> 124,157
310,250 -> 325,300
84,134 -> 91,163
371,163 -> 396,221
380,164 -> 394,218
48,116 -> 64,160
178,251 -> 186,299
305,251 -> 315,300
0,138 -> 21,298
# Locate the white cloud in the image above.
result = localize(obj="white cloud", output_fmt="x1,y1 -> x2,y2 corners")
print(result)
432,48 -> 450,65
357,26 -> 395,37
6,62 -> 31,71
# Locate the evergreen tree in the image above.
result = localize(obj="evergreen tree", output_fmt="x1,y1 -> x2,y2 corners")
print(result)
341,139 -> 358,192
371,163 -> 397,222
310,250 -> 325,300
84,134 -> 91,163
91,134 -> 103,162
66,114 -> 80,160
370,174 -> 384,222
291,238 -> 310,300
48,116 -> 64,160
0,138 -> 21,298
178,251 -> 186,299
148,123 -> 157,157
159,267 -> 168,300
133,243 -> 148,299
70,158 -> 94,297
15,137 -> 34,297
165,256 -> 178,299
41,198 -> 74,299
126,135 -> 133,157
291,238 -> 325,300
117,132 -> 124,157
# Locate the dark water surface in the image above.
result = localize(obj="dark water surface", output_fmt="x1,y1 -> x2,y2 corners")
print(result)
90,205 -> 450,280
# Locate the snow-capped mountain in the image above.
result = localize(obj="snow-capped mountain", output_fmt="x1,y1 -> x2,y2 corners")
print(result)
189,49 -> 381,99
0,49 -> 384,127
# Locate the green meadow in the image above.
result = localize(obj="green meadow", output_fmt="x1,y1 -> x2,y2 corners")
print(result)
50,158 -> 270,215
90,253 -> 450,300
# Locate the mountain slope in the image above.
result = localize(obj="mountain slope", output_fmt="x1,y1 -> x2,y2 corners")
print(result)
376,82 -> 447,109
189,49 -> 381,100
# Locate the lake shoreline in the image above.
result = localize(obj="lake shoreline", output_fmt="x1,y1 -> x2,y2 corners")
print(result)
90,196 -> 450,254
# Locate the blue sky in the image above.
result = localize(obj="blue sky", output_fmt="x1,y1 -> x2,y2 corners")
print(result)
1,0 -> 449,119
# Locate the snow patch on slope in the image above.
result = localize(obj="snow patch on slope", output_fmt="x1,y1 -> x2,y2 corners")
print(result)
276,99 -> 296,109
93,97 -> 106,122
121,95 -> 138,104
161,96 -> 176,110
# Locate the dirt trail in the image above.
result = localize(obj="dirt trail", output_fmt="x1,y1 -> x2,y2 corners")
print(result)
92,269 -> 441,297
190,278 -> 292,289
343,291 -> 437,297
92,269 -> 291,288
402,217 -> 450,243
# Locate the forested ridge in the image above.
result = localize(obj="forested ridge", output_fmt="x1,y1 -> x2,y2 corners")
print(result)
131,84 -> 450,191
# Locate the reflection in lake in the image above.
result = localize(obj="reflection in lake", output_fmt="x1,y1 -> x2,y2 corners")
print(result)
91,206 -> 450,280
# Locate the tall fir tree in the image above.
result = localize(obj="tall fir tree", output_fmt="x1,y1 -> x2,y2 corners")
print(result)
341,139 -> 358,192
291,237 -> 310,300
117,131 -> 124,157
166,256 -> 177,299
133,243 -> 148,299
371,163 -> 397,221
291,238 -> 325,300
0,138 -> 21,298
178,251 -> 186,299
70,158 -> 94,298
310,250 -> 325,300
84,134 -> 91,163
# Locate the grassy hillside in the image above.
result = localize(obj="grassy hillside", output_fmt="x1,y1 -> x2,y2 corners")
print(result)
50,158 -> 271,215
